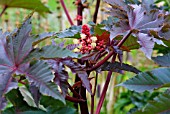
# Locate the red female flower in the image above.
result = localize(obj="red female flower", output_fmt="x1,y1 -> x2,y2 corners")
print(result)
73,24 -> 106,53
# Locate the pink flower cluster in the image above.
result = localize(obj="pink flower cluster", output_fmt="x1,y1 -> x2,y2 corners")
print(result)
74,15 -> 83,21
73,25 -> 105,54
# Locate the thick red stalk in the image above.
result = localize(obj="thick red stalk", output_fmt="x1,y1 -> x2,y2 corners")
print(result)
67,82 -> 82,98
95,54 -> 116,114
66,95 -> 85,103
95,71 -> 113,114
89,30 -> 132,71
60,0 -> 74,25
74,1 -> 88,113
117,30 -> 132,47
93,0 -> 101,23
89,51 -> 115,71
77,0 -> 83,25
95,30 -> 132,114
91,73 -> 98,114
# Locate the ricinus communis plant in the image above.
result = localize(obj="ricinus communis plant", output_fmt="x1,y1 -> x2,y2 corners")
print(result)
1,0 -> 170,114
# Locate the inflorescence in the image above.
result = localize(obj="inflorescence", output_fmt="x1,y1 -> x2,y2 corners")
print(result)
73,24 -> 105,54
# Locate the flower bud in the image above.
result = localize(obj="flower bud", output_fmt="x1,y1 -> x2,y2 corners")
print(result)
87,38 -> 92,43
91,36 -> 97,42
73,39 -> 79,44
80,33 -> 86,39
91,42 -> 96,48
73,48 -> 80,52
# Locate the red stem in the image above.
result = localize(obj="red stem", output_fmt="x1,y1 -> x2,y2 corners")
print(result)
91,73 -> 98,114
67,82 -> 82,98
91,94 -> 95,114
89,51 -> 115,71
77,0 -> 83,25
95,30 -> 132,114
60,0 -> 74,25
117,30 -> 132,47
95,55 -> 116,114
89,30 -> 132,71
93,0 -> 101,23
66,95 -> 85,103
93,73 -> 98,96
75,1 -> 89,114
96,71 -> 113,114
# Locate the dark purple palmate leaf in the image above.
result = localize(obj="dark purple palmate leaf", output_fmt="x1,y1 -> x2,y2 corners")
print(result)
29,84 -> 41,106
0,14 -> 33,109
157,16 -> 170,40
53,61 -> 69,97
98,61 -> 140,74
158,29 -> 170,40
61,59 -> 85,73
137,33 -> 166,58
0,13 -> 65,109
47,59 -> 92,94
47,60 -> 68,97
0,98 -> 7,110
0,72 -> 18,109
61,59 -> 92,94
104,0 -> 167,59
77,71 -> 92,94
142,0 -> 154,11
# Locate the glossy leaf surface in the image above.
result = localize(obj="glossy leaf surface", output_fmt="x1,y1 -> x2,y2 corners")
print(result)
119,68 -> 170,92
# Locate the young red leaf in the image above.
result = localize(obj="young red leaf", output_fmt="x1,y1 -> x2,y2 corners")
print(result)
96,31 -> 110,44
